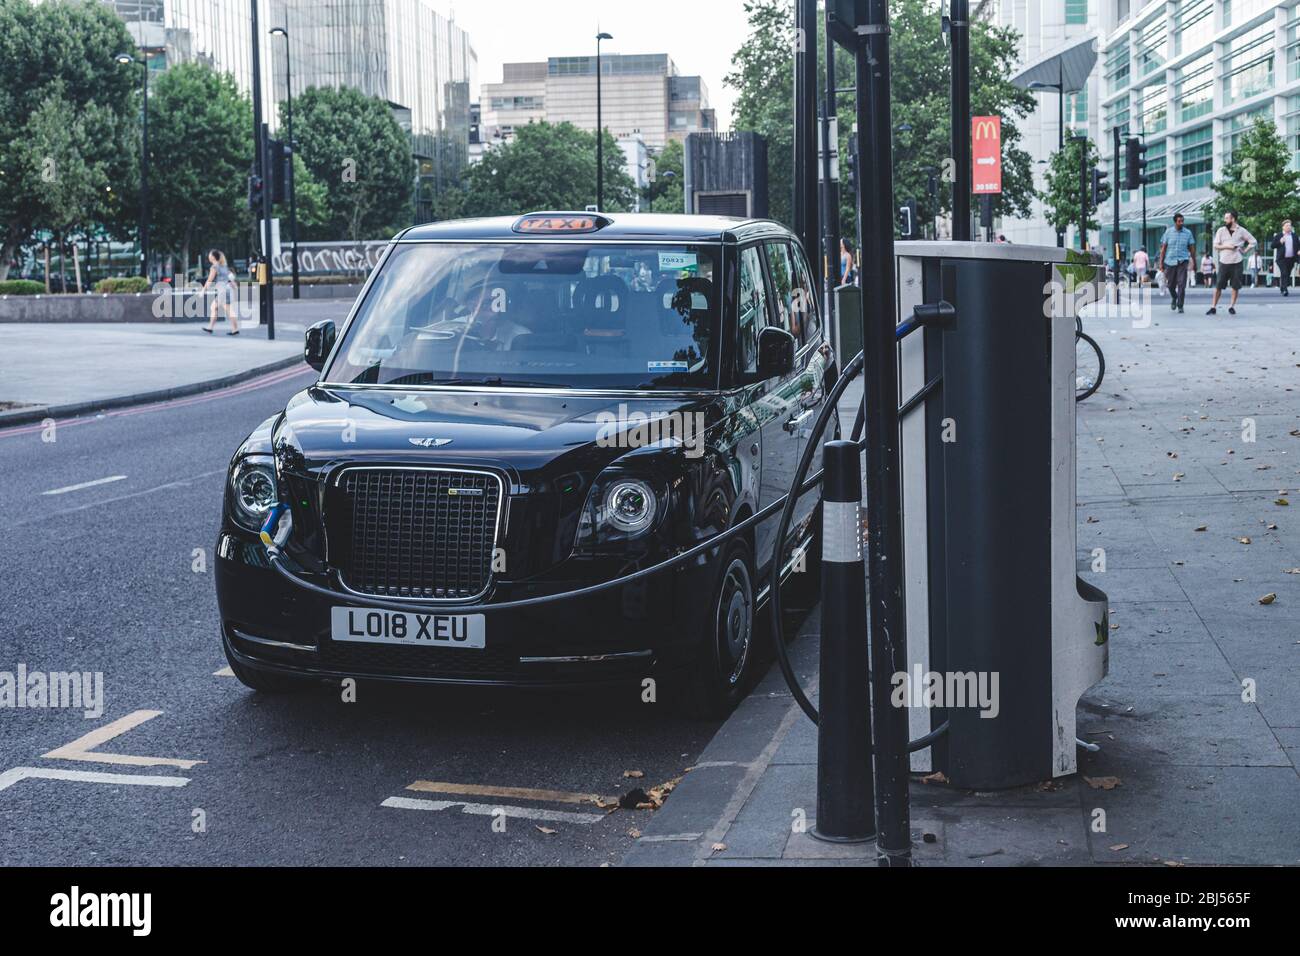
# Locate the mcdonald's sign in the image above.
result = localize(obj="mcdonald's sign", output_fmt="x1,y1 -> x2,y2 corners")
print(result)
972,115 -> 1002,195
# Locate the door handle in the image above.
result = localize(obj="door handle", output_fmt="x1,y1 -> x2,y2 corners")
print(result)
783,408 -> 815,433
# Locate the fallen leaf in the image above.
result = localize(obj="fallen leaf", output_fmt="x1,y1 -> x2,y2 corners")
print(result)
711,842 -> 727,853
535,826 -> 557,835
920,771 -> 949,785
1259,593 -> 1278,606
1276,498 -> 1290,507
1109,844 -> 1130,852
1239,537 -> 1252,545
1284,568 -> 1300,575
623,770 -> 644,779
1084,775 -> 1122,790
627,828 -> 642,839
1194,525 -> 1207,532
1173,473 -> 1185,482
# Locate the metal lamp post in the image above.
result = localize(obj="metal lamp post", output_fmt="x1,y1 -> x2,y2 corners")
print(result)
595,31 -> 613,211
115,52 -> 150,279
269,26 -> 300,299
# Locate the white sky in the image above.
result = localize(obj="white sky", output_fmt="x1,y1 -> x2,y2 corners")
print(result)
434,0 -> 752,130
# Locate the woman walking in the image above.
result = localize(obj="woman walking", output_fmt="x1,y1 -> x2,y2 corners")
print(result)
202,250 -> 240,335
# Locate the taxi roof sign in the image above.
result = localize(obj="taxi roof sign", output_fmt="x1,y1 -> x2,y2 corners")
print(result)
512,213 -> 611,235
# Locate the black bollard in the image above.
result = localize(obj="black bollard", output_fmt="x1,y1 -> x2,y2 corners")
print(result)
812,440 -> 875,844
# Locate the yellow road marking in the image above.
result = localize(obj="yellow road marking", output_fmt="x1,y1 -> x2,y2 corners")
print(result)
407,780 -> 616,807
42,710 -> 204,770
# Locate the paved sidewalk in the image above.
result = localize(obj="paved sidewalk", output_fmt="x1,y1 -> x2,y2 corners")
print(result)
626,285 -> 1300,867
0,298 -> 353,422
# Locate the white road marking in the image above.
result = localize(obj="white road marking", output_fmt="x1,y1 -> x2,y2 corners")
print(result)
41,475 -> 127,496
407,780 -> 611,806
0,766 -> 189,792
42,709 -> 204,770
381,796 -> 604,825
213,667 -> 235,678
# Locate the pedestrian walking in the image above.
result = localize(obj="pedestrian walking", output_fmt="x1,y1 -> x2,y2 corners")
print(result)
1200,253 -> 1215,287
1207,210 -> 1256,316
1157,213 -> 1195,313
202,249 -> 240,335
840,238 -> 857,286
1248,251 -> 1261,288
1273,219 -> 1297,298
1132,247 -> 1150,289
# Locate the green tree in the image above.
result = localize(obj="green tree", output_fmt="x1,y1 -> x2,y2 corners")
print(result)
1202,119 -> 1300,247
1041,137 -> 1105,246
460,121 -> 636,217
290,86 -> 415,241
727,0 -> 1038,237
644,139 -> 685,212
145,62 -> 252,278
0,0 -> 139,279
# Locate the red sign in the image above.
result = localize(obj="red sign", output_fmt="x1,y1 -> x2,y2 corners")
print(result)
972,115 -> 1002,195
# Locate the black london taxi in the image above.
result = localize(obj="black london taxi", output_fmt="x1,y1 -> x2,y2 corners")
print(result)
216,212 -> 835,716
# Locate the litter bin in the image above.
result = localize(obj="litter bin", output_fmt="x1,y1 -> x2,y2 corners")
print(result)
833,283 -> 862,369
893,241 -> 1108,790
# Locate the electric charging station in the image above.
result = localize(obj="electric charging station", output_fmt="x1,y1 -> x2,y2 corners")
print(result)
893,243 -> 1110,790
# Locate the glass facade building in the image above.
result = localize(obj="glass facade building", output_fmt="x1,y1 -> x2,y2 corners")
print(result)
992,1 -> 1299,252
105,0 -> 476,224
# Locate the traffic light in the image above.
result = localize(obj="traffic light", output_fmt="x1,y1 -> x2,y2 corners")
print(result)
1091,167 -> 1110,207
1124,136 -> 1149,190
268,138 -> 292,204
247,171 -> 264,212
897,198 -> 918,239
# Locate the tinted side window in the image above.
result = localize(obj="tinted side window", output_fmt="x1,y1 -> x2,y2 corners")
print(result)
764,241 -> 796,337
737,245 -> 768,374
790,247 -> 821,342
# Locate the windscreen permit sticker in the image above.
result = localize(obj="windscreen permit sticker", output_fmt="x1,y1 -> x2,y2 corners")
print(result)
658,252 -> 697,271
649,361 -> 689,373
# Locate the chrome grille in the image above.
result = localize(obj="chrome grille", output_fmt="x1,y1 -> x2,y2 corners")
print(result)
334,468 -> 502,600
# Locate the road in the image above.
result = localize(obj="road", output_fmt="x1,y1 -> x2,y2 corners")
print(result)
0,363 -> 731,866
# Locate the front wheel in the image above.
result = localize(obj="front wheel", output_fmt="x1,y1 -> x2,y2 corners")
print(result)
1076,331 -> 1105,402
672,539 -> 761,719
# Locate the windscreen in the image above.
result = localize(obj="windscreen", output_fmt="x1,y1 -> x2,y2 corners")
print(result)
325,242 -> 721,391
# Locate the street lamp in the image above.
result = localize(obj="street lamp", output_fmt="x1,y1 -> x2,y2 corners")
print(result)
595,31 -> 613,211
115,51 -> 150,279
1029,68 -> 1066,247
269,26 -> 300,299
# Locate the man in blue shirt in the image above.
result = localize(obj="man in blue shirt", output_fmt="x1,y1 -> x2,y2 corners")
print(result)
1157,213 -> 1196,314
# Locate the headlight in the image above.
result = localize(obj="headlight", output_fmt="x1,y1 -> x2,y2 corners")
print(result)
230,457 -> 278,528
575,474 -> 665,549
603,479 -> 657,535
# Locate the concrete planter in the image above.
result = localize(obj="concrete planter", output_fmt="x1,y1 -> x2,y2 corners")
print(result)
0,281 -> 360,323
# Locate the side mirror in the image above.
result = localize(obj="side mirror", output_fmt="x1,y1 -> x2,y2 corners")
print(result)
304,320 -> 336,372
756,326 -> 796,380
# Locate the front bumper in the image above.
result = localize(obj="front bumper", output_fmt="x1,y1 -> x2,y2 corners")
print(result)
216,531 -> 710,688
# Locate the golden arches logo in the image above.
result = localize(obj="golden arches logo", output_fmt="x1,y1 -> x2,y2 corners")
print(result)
973,120 -> 999,141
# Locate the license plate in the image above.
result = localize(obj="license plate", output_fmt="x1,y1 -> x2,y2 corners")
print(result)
330,607 -> 485,649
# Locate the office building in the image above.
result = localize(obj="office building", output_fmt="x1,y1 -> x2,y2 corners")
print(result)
481,52 -> 716,153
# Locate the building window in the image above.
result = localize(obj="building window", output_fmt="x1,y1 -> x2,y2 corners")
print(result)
1177,52 -> 1214,122
1065,0 -> 1088,25
1287,13 -> 1300,82
1221,105 -> 1272,167
1135,15 -> 1166,77
1178,125 -> 1213,191
1288,94 -> 1300,171
1137,84 -> 1166,134
1221,23 -> 1274,106
1173,0 -> 1214,57
1105,42 -> 1130,95
1224,0 -> 1275,28
1105,94 -> 1131,135
1145,139 -> 1167,197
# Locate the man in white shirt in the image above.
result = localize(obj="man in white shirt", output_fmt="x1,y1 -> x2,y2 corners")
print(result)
1207,211 -> 1256,316
1273,220 -> 1298,298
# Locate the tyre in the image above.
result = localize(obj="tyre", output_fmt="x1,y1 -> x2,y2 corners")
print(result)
1075,331 -> 1105,402
672,538 -> 762,719
224,643 -> 310,694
